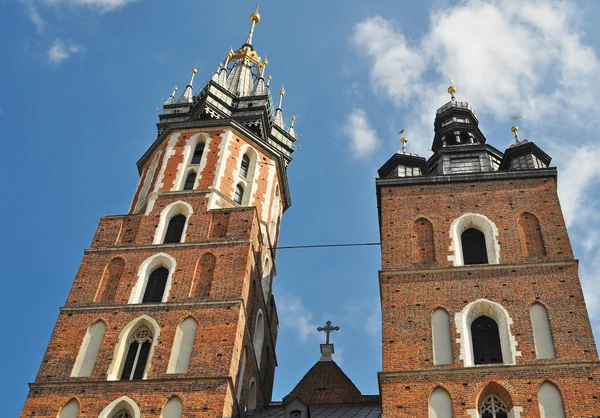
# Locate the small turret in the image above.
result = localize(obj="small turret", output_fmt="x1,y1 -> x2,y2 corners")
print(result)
273,85 -> 285,127
177,67 -> 197,104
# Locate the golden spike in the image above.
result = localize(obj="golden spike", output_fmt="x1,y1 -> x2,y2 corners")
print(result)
250,2 -> 260,23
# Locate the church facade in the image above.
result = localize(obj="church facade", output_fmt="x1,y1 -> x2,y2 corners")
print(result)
21,6 -> 600,418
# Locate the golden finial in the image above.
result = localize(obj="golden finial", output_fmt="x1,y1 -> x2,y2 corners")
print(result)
250,2 -> 260,23
218,62 -> 222,69
279,85 -> 286,96
398,129 -> 408,153
192,68 -> 198,75
291,116 -> 296,122
173,86 -> 178,92
266,75 -> 272,88
448,77 -> 457,100
511,116 -> 522,142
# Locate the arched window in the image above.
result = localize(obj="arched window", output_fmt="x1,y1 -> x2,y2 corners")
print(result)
168,317 -> 197,374
472,316 -> 503,365
530,303 -> 556,359
195,253 -> 216,297
234,184 -> 244,204
240,154 -> 250,178
538,382 -> 566,418
162,397 -> 183,418
248,379 -> 257,411
120,326 -> 153,380
113,412 -> 132,418
428,387 -> 452,418
253,310 -> 265,368
100,258 -> 125,302
480,395 -> 508,418
412,218 -> 435,264
142,267 -> 169,303
191,143 -> 205,164
518,212 -> 546,258
183,172 -> 196,191
236,347 -> 247,401
164,214 -> 186,244
58,399 -> 80,418
432,309 -> 453,365
261,259 -> 271,301
72,320 -> 106,377
461,228 -> 488,265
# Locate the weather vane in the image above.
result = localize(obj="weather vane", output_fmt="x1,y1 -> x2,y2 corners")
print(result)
398,128 -> 408,153
448,77 -> 457,100
511,116 -> 522,143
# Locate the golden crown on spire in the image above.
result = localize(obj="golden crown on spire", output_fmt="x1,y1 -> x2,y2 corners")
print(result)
250,2 -> 260,23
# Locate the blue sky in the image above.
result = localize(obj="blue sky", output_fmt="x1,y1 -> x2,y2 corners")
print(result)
2,0 -> 600,415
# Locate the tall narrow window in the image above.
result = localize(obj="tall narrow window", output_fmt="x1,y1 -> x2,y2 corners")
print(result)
253,310 -> 265,368
518,212 -> 546,258
58,399 -> 80,418
538,382 -> 566,418
480,395 -> 508,418
183,172 -> 196,191
412,218 -> 435,264
240,154 -> 250,178
461,228 -> 488,265
431,309 -> 453,365
162,397 -> 183,418
428,388 -> 452,418
248,380 -> 257,411
191,143 -> 205,164
142,267 -> 169,303
164,214 -> 186,244
195,253 -> 216,297
530,303 -> 556,359
234,184 -> 244,204
168,317 -> 197,374
72,320 -> 106,377
120,326 -> 153,380
472,316 -> 503,365
236,347 -> 247,401
100,258 -> 125,302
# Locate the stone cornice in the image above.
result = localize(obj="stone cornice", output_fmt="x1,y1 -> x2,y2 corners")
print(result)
85,239 -> 253,254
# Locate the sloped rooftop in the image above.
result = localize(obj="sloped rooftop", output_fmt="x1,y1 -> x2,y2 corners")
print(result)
249,402 -> 382,418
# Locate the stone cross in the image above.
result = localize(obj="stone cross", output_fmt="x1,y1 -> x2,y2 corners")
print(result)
317,320 -> 340,344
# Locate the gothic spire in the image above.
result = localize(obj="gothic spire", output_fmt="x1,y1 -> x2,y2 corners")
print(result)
162,86 -> 178,106
273,85 -> 285,127
177,66 -> 197,104
226,5 -> 262,97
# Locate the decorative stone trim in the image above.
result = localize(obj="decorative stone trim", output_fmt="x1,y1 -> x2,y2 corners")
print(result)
448,213 -> 500,266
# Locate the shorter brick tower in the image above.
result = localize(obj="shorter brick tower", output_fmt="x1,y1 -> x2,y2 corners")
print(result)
22,7 -> 298,418
376,85 -> 600,416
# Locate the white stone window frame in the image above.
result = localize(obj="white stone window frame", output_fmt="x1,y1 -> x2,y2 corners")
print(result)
253,309 -> 265,369
455,299 -> 521,367
106,315 -> 161,381
173,133 -> 211,192
448,213 -> 501,266
167,316 -> 198,374
129,253 -> 177,304
233,145 -> 259,206
71,319 -> 107,377
247,377 -> 257,412
58,398 -> 81,418
98,396 -> 141,418
261,258 -> 271,302
153,201 -> 194,245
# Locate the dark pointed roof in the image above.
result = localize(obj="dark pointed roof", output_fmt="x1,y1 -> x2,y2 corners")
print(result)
283,361 -> 373,405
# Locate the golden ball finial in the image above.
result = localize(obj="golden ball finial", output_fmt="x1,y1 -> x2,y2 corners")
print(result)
511,125 -> 519,133
173,86 -> 178,91
448,85 -> 457,95
291,116 -> 296,122
250,3 -> 260,23
401,137 -> 408,144
279,85 -> 286,96
268,75 -> 272,80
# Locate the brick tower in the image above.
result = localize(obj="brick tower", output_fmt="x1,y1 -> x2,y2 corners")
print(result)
376,85 -> 600,416
21,7 -> 297,418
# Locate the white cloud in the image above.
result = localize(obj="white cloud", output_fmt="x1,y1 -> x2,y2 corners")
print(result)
42,0 -> 138,12
277,295 -> 318,342
23,1 -> 46,32
352,0 -> 600,156
343,109 -> 380,159
47,38 -> 85,63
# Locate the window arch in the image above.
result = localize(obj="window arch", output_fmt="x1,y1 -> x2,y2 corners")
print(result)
194,253 -> 216,297
461,228 -> 488,265
240,154 -> 251,178
99,258 -> 125,302
162,396 -> 183,418
167,317 -> 197,374
120,325 -> 153,380
134,153 -> 160,213
480,395 -> 508,418
518,212 -> 546,258
449,213 -> 500,266
71,320 -> 106,377
456,299 -> 520,367
58,399 -> 80,418
183,171 -> 196,191
98,396 -> 141,418
261,258 -> 271,301
153,201 -> 193,245
538,382 -> 565,418
253,310 -> 265,369
191,142 -> 205,165
412,218 -> 435,264
248,378 -> 257,412
130,253 -> 176,304
270,186 -> 281,240
472,316 -> 503,365
164,214 -> 186,244
530,303 -> 556,360
428,387 -> 452,418
234,183 -> 244,205
106,315 -> 160,381
236,346 -> 248,401
431,309 -> 453,365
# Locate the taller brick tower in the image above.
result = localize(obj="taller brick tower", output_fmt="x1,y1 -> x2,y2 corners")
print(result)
22,7 -> 297,418
376,86 -> 600,417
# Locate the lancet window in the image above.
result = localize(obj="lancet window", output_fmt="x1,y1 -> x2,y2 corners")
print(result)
480,395 -> 508,418
120,326 -> 153,380
461,228 -> 488,265
142,267 -> 169,303
164,214 -> 186,244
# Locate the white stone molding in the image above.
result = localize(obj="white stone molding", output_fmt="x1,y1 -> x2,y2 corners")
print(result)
253,309 -> 265,369
233,144 -> 259,206
429,387 -> 452,418
71,320 -> 106,377
236,347 -> 247,401
538,382 -> 566,418
133,153 -> 160,214
153,200 -> 194,245
209,129 -> 234,210
261,258 -> 271,302
432,309 -> 453,366
155,132 -> 181,192
455,299 -> 521,367
129,253 -> 177,304
448,213 -> 500,266
173,133 -> 211,191
530,303 -> 556,360
247,377 -> 257,412
98,396 -> 141,418
57,399 -> 80,418
106,315 -> 160,381
161,396 -> 183,418
167,317 -> 198,374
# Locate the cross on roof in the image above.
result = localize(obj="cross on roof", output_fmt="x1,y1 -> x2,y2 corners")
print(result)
317,320 -> 340,344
